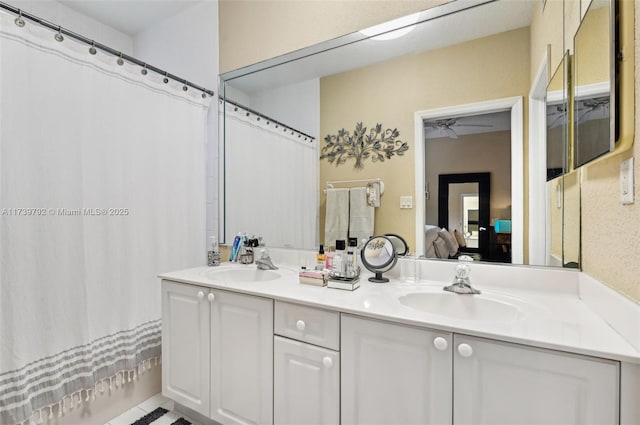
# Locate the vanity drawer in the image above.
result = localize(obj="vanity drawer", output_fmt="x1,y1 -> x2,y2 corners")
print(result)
274,301 -> 340,350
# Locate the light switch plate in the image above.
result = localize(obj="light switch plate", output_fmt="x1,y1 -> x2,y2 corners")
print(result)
400,196 -> 413,209
620,157 -> 634,205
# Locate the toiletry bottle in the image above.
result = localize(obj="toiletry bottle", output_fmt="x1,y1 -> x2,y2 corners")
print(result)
229,232 -> 242,262
333,240 -> 346,276
208,236 -> 221,266
325,245 -> 335,270
316,244 -> 326,270
347,238 -> 358,276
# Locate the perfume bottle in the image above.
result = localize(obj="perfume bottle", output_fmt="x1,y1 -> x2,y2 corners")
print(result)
316,244 -> 326,270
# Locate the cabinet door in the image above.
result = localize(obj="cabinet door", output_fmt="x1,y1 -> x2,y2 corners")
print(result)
453,334 -> 619,425
161,280 -> 210,417
274,336 -> 339,425
210,290 -> 273,425
341,314 -> 452,425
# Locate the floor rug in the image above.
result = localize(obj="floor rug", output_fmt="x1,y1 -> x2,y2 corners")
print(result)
130,407 -> 192,425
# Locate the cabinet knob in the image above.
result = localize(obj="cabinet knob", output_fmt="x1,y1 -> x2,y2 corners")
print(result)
322,356 -> 333,368
208,293 -> 215,302
433,337 -> 448,351
457,343 -> 473,357
197,291 -> 205,300
296,320 -> 306,331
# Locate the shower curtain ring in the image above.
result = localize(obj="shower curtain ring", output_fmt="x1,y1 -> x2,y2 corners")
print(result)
117,53 -> 124,66
182,80 -> 189,92
54,26 -> 64,42
163,73 -> 169,84
89,41 -> 97,55
141,63 -> 148,75
14,10 -> 25,27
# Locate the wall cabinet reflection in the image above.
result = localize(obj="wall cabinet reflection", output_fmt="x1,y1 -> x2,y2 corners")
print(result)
573,0 -> 618,167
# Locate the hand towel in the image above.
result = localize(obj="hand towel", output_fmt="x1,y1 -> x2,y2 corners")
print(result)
325,188 -> 350,246
349,187 -> 375,242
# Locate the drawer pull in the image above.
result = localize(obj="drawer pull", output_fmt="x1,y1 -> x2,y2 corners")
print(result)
197,291 -> 204,300
458,343 -> 473,358
433,337 -> 448,351
296,320 -> 306,331
322,356 -> 333,368
208,293 -> 215,302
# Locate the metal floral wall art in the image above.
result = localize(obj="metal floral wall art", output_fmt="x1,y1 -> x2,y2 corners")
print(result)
321,122 -> 409,169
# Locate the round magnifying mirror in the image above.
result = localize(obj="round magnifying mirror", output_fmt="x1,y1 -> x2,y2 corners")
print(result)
360,235 -> 398,283
383,233 -> 409,256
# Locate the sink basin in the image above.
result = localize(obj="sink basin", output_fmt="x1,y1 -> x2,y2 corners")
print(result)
398,291 -> 522,321
206,268 -> 281,283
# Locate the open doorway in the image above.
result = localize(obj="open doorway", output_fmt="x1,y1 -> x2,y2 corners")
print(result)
414,97 -> 523,263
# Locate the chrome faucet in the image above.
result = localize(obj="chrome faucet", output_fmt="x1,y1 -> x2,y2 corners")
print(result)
444,256 -> 480,295
255,248 -> 278,270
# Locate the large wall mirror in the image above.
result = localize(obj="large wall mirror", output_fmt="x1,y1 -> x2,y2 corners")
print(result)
219,0 -> 609,268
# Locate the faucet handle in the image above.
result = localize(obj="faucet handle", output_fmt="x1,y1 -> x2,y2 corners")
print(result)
455,263 -> 471,280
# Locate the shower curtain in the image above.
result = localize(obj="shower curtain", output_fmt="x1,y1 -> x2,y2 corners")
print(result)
222,104 -> 318,249
0,11 -> 207,425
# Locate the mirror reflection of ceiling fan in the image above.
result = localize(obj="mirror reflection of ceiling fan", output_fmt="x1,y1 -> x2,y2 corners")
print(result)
576,97 -> 610,124
547,104 -> 567,129
424,118 -> 493,139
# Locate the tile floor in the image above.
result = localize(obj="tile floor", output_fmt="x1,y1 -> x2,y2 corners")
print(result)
104,393 -> 200,425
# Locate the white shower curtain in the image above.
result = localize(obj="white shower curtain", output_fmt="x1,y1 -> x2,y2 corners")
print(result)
0,11 -> 207,425
222,103 -> 317,250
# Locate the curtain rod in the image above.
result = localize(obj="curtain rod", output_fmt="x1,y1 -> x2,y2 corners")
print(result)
0,1 -> 215,97
220,97 -> 315,142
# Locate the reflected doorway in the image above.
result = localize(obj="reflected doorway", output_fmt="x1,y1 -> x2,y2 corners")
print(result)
461,192 -> 480,248
438,173 -> 491,259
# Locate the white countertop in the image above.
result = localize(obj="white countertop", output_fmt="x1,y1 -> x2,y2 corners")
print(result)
159,262 -> 640,363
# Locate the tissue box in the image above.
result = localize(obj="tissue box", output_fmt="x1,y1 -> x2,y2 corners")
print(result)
299,269 -> 327,287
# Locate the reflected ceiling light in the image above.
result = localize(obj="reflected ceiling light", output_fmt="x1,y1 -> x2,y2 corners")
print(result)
359,12 -> 421,41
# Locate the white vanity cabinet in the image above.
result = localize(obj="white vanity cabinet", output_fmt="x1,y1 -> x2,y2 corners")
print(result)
340,314 -> 453,425
161,280 -> 273,425
162,275 -> 626,425
161,280 -> 211,416
210,288 -> 273,425
273,301 -> 340,425
341,314 -> 621,425
453,334 -> 619,425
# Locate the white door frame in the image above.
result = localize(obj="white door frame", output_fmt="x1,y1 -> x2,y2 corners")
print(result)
414,96 -> 524,263
528,51 -> 550,266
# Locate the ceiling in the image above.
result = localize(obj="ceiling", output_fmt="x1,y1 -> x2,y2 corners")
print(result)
59,0 -> 199,35
226,0 -> 536,93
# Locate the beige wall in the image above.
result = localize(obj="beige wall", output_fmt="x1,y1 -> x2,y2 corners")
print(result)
425,131 -> 512,228
218,0 -> 450,73
579,0 -> 638,303
319,28 -> 530,252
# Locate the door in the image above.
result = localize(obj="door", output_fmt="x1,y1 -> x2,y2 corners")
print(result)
438,172 -> 491,259
210,290 -> 274,425
341,314 -> 452,425
453,334 -> 619,424
161,280 -> 210,416
274,336 -> 339,425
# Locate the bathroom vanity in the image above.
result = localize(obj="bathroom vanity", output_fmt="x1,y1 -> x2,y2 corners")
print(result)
159,259 -> 640,425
